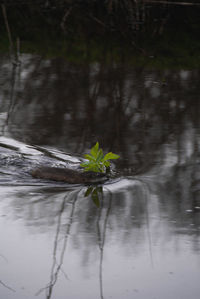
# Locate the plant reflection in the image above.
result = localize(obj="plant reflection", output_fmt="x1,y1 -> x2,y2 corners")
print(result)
36,188 -> 81,298
35,184 -> 110,299
96,189 -> 112,299
0,168 -> 200,297
84,186 -> 103,207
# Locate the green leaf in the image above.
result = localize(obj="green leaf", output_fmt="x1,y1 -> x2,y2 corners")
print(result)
80,162 -> 90,167
84,154 -> 95,161
103,152 -> 120,161
83,162 -> 100,172
103,161 -> 110,167
81,142 -> 120,174
90,142 -> 99,158
96,148 -> 104,162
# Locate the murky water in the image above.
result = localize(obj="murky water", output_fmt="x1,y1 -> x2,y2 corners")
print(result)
0,54 -> 200,299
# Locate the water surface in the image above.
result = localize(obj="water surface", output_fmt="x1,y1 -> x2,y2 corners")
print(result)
0,53 -> 200,299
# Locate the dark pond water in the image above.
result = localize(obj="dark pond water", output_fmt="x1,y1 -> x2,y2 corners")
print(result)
0,53 -> 200,299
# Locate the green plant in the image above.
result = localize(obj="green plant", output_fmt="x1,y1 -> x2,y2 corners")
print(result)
80,142 -> 120,173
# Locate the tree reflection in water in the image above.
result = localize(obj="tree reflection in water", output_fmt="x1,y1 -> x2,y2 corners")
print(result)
96,188 -> 112,299
0,53 -> 199,176
0,167 -> 200,297
35,189 -> 80,298
33,185 -> 112,299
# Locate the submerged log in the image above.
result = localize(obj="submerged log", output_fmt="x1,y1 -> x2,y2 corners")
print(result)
31,166 -> 108,184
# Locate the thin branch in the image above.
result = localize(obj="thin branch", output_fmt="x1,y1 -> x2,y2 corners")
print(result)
61,7 -> 73,32
1,4 -> 14,50
89,15 -> 107,28
144,0 -> 200,6
1,4 -> 19,65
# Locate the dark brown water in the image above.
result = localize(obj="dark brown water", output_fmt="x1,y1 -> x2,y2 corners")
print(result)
0,53 -> 200,299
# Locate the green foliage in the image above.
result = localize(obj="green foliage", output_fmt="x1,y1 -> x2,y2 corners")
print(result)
80,142 -> 120,173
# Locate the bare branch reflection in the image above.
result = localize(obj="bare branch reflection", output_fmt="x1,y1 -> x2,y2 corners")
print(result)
96,189 -> 112,299
36,188 -> 81,298
0,279 -> 15,293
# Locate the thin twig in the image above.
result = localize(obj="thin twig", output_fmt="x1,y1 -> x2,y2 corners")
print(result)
89,15 -> 107,28
1,4 -> 18,65
1,4 -> 14,50
16,37 -> 21,64
61,7 -> 73,32
144,0 -> 200,6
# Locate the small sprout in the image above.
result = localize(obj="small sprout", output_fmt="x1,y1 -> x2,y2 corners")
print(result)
80,142 -> 120,173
